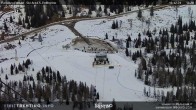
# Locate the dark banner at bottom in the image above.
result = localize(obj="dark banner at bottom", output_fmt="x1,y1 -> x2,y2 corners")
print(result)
0,101 -> 196,110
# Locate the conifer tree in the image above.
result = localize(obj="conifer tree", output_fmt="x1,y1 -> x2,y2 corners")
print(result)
150,6 -> 154,17
23,75 -> 27,82
4,22 -> 8,32
105,33 -> 108,39
62,11 -> 65,17
10,16 -> 13,23
29,84 -> 33,100
18,16 -> 22,25
25,14 -> 28,23
112,21 -> 116,29
10,64 -> 14,75
69,9 -> 72,14
98,6 -> 102,12
104,6 -> 107,15
141,57 -> 147,70
125,48 -> 129,56
15,67 -> 18,74
5,74 -> 8,81
96,92 -> 99,100
115,20 -> 118,28
138,9 -> 142,19
1,67 -> 3,74
111,99 -> 116,110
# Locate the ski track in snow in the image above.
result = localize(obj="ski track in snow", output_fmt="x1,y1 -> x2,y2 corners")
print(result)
0,5 -> 188,101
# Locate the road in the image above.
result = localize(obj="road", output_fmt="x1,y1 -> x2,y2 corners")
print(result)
0,12 -> 6,18
0,5 -> 170,44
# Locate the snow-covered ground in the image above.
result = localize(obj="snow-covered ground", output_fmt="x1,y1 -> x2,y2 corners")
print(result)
75,5 -> 196,40
0,5 -> 27,36
2,5 -> 194,102
0,24 -> 174,101
0,11 -> 27,34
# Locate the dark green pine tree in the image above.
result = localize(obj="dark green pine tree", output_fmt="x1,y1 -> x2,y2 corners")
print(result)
36,84 -> 42,103
111,99 -> 116,110
126,40 -> 129,48
104,6 -> 107,15
66,96 -> 69,105
62,83 -> 67,100
138,9 -> 142,19
22,18 -> 25,28
150,6 -> 154,17
5,74 -> 8,81
127,36 -> 131,42
148,32 -> 152,37
25,14 -> 28,23
15,67 -> 19,74
174,25 -> 177,33
10,64 -> 14,75
159,29 -> 162,35
37,72 -> 40,81
26,22 -> 30,29
69,9 -> 72,14
105,33 -> 108,39
166,41 -> 169,49
98,6 -> 102,12
141,57 -> 147,70
111,21 -> 116,29
144,72 -> 149,85
10,16 -> 13,23
115,20 -> 118,28
194,32 -> 196,40
62,11 -> 65,17
53,72 -> 56,82
18,63 -> 22,71
183,87 -> 188,102
71,92 -> 75,102
178,23 -> 183,35
23,75 -> 27,82
170,24 -> 175,33
151,57 -> 156,66
18,16 -> 22,25
96,92 -> 99,100
30,16 -> 35,27
88,8 -> 92,16
28,84 -> 33,101
132,53 -> 136,61
177,71 -> 183,87
33,82 -> 37,92
4,22 -> 8,32
125,48 -> 129,56
21,86 -> 28,100
46,66 -> 49,73
170,34 -> 175,48
57,71 -> 61,83
165,92 -> 170,103
112,36 -> 115,41
193,41 -> 196,49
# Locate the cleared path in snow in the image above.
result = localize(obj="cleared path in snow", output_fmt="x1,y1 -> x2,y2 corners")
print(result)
0,5 -> 169,44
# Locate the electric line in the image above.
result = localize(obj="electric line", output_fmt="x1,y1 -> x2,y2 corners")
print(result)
0,89 -> 34,110
0,80 -> 42,110
26,42 -> 58,72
